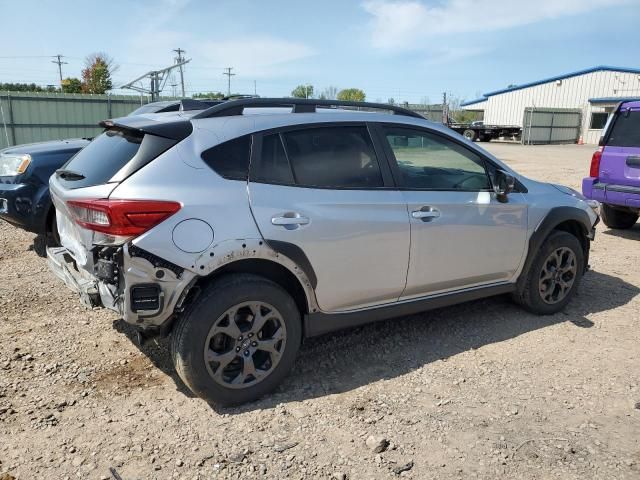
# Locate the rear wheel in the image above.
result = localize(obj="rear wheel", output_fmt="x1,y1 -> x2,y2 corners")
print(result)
171,274 -> 301,406
601,203 -> 638,229
513,231 -> 584,315
463,129 -> 476,141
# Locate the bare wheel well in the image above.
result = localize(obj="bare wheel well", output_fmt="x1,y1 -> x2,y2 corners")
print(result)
195,259 -> 310,316
552,220 -> 588,255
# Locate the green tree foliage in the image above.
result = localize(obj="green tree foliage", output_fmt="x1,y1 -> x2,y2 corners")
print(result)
0,83 -> 56,92
337,88 -> 366,102
192,92 -> 225,99
81,53 -> 115,94
291,84 -> 314,98
61,78 -> 82,94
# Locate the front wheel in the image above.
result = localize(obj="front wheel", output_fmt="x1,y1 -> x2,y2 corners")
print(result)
601,203 -> 638,229
171,274 -> 301,406
513,231 -> 584,315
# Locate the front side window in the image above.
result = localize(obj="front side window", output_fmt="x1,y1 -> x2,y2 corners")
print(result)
383,127 -> 491,191
280,126 -> 384,188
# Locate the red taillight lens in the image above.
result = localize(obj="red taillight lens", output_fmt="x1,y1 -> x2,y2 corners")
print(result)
67,199 -> 181,236
589,147 -> 603,178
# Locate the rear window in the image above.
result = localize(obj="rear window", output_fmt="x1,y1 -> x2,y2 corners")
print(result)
607,110 -> 640,147
201,135 -> 251,180
59,129 -> 142,189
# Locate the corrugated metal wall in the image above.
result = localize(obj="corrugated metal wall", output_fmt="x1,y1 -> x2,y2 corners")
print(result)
0,92 -> 149,149
466,70 -> 640,144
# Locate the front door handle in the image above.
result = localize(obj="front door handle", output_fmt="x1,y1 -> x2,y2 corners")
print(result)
271,213 -> 310,228
411,207 -> 441,221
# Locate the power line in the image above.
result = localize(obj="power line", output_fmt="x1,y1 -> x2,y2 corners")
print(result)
51,54 -> 68,86
173,48 -> 186,97
223,67 -> 235,96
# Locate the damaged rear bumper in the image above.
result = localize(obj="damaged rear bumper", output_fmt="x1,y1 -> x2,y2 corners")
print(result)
47,244 -> 196,330
47,247 -> 102,309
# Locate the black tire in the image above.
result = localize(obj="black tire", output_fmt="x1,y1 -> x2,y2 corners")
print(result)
171,273 -> 301,406
513,231 -> 584,315
601,203 -> 638,229
463,129 -> 476,141
33,211 -> 61,258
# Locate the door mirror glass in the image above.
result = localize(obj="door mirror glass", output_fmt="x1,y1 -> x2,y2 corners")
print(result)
494,169 -> 515,201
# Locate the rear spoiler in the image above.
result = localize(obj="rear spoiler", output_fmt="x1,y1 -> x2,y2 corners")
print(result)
99,116 -> 193,141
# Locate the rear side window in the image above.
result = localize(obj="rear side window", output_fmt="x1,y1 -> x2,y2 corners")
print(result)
201,135 -> 251,180
59,129 -> 142,189
280,126 -> 383,188
254,134 -> 295,185
607,110 -> 640,147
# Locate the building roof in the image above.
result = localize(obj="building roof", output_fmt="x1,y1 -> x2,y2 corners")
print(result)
589,96 -> 640,104
461,66 -> 640,107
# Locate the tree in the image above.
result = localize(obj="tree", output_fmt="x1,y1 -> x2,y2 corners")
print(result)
193,91 -> 225,99
387,98 -> 395,105
291,84 -> 313,98
337,88 -> 366,102
81,53 -> 116,94
61,78 -> 82,94
0,83 -> 52,92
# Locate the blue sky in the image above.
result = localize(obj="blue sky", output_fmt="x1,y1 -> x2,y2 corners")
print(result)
0,0 -> 638,103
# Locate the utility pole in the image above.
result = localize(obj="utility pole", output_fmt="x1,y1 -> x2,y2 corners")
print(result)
173,48 -> 186,97
442,91 -> 448,125
51,54 -> 67,87
254,80 -> 257,96
223,67 -> 235,96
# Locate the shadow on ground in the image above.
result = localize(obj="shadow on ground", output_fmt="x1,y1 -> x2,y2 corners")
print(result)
115,269 -> 639,412
601,223 -> 640,241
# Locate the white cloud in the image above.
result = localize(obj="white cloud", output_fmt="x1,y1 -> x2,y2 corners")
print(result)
362,0 -> 633,51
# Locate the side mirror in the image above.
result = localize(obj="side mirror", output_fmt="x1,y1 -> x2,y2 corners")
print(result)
494,169 -> 515,202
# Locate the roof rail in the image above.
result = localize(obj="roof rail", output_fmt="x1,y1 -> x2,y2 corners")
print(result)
191,97 -> 424,120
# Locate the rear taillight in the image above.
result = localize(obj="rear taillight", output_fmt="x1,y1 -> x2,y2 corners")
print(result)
67,199 -> 181,236
589,147 -> 603,178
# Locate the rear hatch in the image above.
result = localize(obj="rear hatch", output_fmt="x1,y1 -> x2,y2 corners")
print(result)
599,103 -> 640,191
50,115 -> 191,267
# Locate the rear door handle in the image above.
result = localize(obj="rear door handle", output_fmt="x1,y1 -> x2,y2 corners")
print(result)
271,213 -> 310,227
411,207 -> 441,221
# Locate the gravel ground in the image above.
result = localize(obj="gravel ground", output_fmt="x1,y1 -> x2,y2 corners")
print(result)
1,143 -> 639,480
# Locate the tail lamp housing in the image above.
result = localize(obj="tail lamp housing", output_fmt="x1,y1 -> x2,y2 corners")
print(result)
589,147 -> 603,178
67,199 -> 181,237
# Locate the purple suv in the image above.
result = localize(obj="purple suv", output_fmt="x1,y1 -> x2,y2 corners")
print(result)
583,100 -> 640,229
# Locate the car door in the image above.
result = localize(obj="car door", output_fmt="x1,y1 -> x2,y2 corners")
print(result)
248,124 -> 410,312
375,124 -> 528,299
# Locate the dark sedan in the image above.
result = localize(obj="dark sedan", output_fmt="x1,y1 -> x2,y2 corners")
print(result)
0,139 -> 90,255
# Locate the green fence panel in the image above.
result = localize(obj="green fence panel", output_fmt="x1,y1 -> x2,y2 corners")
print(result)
0,91 -> 151,149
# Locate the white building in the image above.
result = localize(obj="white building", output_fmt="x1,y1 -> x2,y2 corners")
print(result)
461,66 -> 640,144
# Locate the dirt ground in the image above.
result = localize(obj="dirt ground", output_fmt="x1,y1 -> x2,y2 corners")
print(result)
1,143 -> 639,480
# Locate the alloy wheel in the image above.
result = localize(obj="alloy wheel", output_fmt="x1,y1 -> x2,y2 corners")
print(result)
203,302 -> 287,389
538,247 -> 578,304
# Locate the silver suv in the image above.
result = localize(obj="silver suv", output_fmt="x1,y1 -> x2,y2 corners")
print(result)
48,98 -> 599,405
